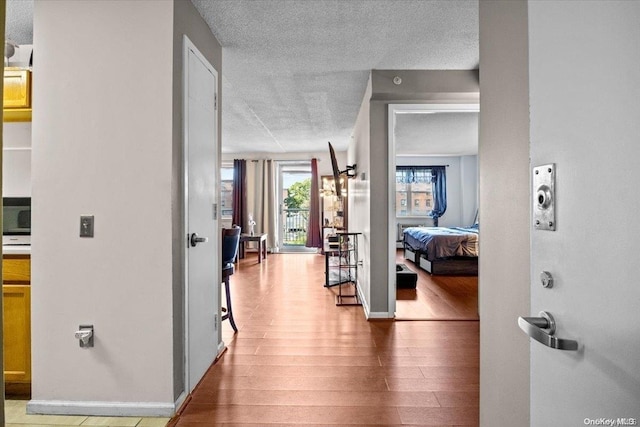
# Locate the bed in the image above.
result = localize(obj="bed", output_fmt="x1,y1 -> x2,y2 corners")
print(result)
403,224 -> 478,275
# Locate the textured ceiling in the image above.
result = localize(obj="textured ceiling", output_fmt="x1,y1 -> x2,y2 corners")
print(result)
192,0 -> 478,154
394,112 -> 478,156
4,0 -> 32,45
5,0 -> 479,155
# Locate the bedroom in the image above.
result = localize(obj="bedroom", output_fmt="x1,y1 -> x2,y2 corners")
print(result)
391,104 -> 479,320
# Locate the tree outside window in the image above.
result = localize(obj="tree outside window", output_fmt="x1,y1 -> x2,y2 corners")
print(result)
284,178 -> 311,210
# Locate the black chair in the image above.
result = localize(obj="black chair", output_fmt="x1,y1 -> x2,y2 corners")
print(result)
221,226 -> 241,332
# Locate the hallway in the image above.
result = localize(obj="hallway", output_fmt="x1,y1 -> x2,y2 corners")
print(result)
172,253 -> 479,426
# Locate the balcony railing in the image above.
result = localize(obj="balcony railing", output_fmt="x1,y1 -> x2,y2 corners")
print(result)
282,208 -> 309,246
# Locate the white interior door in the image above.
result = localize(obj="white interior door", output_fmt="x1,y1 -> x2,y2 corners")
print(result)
527,3 -> 640,425
184,36 -> 220,393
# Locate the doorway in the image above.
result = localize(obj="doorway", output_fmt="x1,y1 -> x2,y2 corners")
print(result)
277,161 -> 315,253
387,103 -> 480,319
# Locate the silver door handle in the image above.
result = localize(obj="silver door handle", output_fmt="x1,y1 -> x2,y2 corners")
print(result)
518,311 -> 578,351
189,233 -> 209,247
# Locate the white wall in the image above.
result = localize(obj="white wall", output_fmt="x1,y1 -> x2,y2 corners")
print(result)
2,122 -> 31,196
460,154 -> 478,226
478,1 -> 530,426
5,43 -> 33,68
349,76 -> 372,312
30,0 -> 176,415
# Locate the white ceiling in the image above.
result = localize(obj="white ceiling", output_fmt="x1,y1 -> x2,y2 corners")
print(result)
5,0 -> 479,155
395,112 -> 478,156
4,0 -> 32,45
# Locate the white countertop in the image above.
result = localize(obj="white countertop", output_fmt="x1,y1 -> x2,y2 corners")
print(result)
2,245 -> 31,255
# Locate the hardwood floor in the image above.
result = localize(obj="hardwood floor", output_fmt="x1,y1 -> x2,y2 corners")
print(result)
395,251 -> 478,321
171,252 -> 479,426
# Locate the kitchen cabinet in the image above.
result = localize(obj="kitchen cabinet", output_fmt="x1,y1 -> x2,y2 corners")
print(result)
2,255 -> 31,384
3,67 -> 32,122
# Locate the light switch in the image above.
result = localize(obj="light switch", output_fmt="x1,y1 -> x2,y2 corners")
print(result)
80,215 -> 94,238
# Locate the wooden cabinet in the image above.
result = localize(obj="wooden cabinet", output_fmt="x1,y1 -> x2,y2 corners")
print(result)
2,255 -> 31,383
3,67 -> 32,122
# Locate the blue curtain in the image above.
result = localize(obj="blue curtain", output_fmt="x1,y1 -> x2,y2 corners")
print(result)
430,166 -> 447,226
396,166 -> 432,184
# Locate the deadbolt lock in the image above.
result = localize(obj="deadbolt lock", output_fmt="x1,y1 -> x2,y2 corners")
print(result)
540,271 -> 554,288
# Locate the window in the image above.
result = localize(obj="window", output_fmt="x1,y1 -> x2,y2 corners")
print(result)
396,167 -> 436,217
221,166 -> 234,219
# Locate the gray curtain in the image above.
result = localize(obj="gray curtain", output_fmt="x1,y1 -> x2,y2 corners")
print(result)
247,159 -> 278,251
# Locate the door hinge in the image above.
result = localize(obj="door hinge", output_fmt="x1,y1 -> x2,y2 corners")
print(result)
214,314 -> 218,331
214,93 -> 218,110
213,203 -> 218,220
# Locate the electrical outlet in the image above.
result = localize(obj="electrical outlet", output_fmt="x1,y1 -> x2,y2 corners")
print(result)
80,215 -> 94,237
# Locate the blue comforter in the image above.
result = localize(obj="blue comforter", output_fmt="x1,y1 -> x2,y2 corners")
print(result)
404,225 -> 479,259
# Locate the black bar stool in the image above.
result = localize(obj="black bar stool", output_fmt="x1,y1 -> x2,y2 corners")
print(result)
221,226 -> 241,332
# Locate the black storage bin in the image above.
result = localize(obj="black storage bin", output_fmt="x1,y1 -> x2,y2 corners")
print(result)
396,263 -> 417,289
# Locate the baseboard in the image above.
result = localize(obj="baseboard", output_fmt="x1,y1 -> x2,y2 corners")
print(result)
357,283 -> 370,318
174,391 -> 188,415
367,311 -> 394,319
27,399 -> 176,417
357,283 -> 393,319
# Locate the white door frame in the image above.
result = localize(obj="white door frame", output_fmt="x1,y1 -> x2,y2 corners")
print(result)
182,35 -> 222,395
387,103 -> 479,316
277,160 -> 312,250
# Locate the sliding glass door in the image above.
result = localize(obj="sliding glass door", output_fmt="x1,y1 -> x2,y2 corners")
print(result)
278,161 -> 314,252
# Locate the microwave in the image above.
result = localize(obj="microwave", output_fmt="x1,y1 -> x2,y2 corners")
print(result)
3,197 -> 31,245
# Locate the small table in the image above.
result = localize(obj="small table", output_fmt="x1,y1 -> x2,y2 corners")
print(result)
239,233 -> 268,263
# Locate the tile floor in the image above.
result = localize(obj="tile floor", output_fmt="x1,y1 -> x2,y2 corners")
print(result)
4,400 -> 169,427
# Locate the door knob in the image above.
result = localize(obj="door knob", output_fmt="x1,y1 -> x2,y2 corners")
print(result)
190,233 -> 209,247
518,311 -> 578,351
